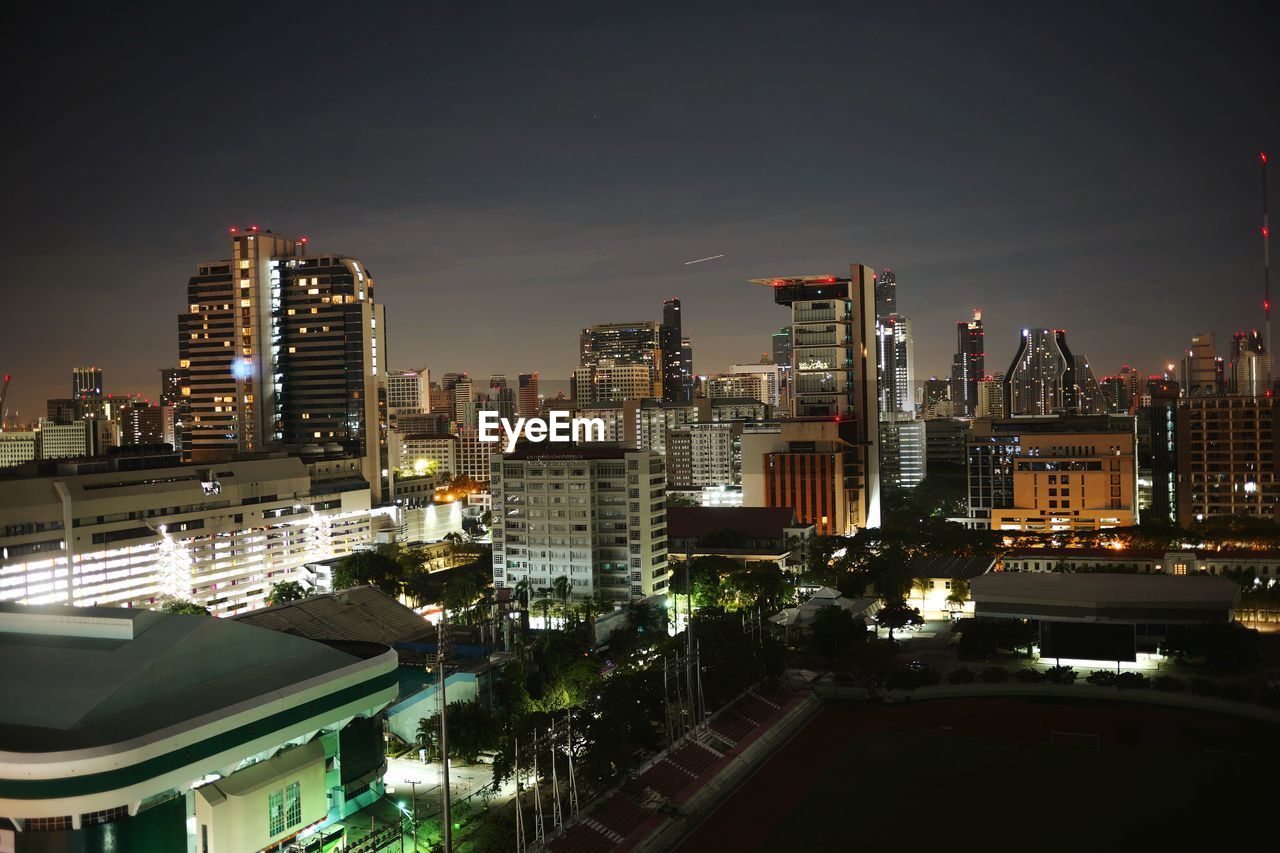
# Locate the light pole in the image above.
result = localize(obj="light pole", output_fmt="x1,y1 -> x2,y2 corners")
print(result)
405,779 -> 420,852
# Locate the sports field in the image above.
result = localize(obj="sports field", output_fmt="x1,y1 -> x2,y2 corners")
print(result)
677,697 -> 1278,851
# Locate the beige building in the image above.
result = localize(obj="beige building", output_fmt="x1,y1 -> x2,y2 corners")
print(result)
1177,396 -> 1280,525
0,456 -> 372,616
967,415 -> 1137,532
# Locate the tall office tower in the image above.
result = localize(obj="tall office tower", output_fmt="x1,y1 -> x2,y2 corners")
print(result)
659,298 -> 688,402
680,337 -> 694,401
975,376 -> 1005,418
949,311 -> 984,416
874,268 -> 897,322
574,362 -> 658,405
1100,375 -> 1130,413
490,386 -> 517,421
1228,330 -> 1272,395
489,448 -> 669,602
159,367 -> 184,406
771,326 -> 792,409
517,372 -> 540,417
579,321 -> 663,397
750,265 -> 880,530
924,377 -> 952,412
1183,334 -> 1220,396
451,375 -> 475,429
72,367 -> 103,400
1072,354 -> 1106,414
489,373 -> 508,392
879,414 -> 926,492
119,402 -> 166,446
1141,379 -> 1179,524
387,368 -> 430,414
429,381 -> 449,413
178,229 -> 388,502
1177,396 -> 1280,525
1003,328 -> 1075,416
876,314 -> 914,415
965,415 -> 1138,532
1118,365 -> 1141,410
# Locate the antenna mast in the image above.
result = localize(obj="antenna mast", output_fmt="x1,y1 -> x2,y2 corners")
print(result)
1263,151 -> 1272,357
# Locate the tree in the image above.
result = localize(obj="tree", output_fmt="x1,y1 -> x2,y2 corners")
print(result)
874,598 -> 923,642
946,578 -> 970,614
266,580 -> 308,606
417,701 -> 501,764
158,597 -> 210,616
809,605 -> 861,662
440,574 -> 480,621
552,575 -> 572,630
333,546 -> 404,597
665,492 -> 699,508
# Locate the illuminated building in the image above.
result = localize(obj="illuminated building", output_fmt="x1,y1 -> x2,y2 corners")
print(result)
748,265 -> 880,530
386,368 -> 430,423
71,366 -> 103,400
876,314 -> 914,416
489,447 -> 669,602
1228,331 -> 1271,396
1183,333 -> 1221,397
705,373 -> 767,404
660,298 -> 690,402
728,363 -> 784,408
666,421 -> 740,489
0,456 -> 373,616
950,311 -> 984,416
576,321 -> 663,401
120,402 -> 165,446
1140,379 -> 1179,524
879,415 -> 926,491
976,376 -> 1005,418
1176,396 -> 1280,525
1003,328 -> 1075,416
178,230 -> 388,502
391,432 -> 457,479
771,327 -> 792,409
965,415 -> 1138,531
0,602 -> 395,851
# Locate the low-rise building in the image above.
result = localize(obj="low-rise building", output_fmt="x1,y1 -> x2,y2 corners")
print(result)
0,602 -> 396,852
666,506 -> 812,570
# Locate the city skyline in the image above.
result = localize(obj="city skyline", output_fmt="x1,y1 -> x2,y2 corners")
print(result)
2,3 -> 1278,418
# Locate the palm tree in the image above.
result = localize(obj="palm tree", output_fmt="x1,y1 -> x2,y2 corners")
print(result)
513,578 -> 532,636
552,575 -> 571,631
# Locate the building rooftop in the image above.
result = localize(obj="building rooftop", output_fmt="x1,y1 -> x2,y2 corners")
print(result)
503,445 -> 634,461
906,554 -> 996,580
970,572 -> 1240,608
233,585 -> 434,646
0,603 -> 385,752
667,506 -> 802,541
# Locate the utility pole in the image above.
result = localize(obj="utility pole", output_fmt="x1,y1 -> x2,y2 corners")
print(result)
437,620 -> 453,852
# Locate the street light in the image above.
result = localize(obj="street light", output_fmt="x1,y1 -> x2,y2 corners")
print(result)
404,779 -> 420,852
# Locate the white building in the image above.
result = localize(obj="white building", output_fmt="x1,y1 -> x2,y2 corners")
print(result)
490,448 -> 669,602
391,431 -> 457,478
0,456 -> 373,616
666,421 -> 739,489
387,368 -> 431,422
728,363 -> 784,408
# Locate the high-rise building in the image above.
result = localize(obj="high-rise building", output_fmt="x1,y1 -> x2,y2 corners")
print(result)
489,447 -> 669,601
1141,379 -> 1180,525
950,311 -> 984,416
1177,396 -> 1280,525
975,376 -> 1005,418
177,230 -> 388,502
120,402 -> 166,446
879,415 -> 926,491
680,337 -> 694,401
874,268 -> 897,322
159,367 -> 185,406
578,321 -> 663,400
966,415 -> 1138,531
876,314 -> 914,415
518,372 -> 540,417
72,367 -> 103,400
705,373 -> 767,404
1183,334 -> 1221,396
771,327 -> 792,409
660,298 -> 688,402
451,375 -> 475,429
728,363 -> 784,408
1003,328 -> 1075,416
387,368 -> 430,421
1072,354 -> 1106,414
573,362 -> 658,405
666,421 -> 740,489
1228,330 -> 1271,396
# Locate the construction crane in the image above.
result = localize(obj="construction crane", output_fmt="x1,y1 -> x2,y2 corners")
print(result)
0,374 -> 9,431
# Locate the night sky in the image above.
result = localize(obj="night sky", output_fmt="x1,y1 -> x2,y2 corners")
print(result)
2,1 -> 1278,419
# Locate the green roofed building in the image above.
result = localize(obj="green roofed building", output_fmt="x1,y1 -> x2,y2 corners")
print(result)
0,602 -> 397,852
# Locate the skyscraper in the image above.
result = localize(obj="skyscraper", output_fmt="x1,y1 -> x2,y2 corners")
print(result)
660,298 -> 688,402
874,268 -> 897,322
876,314 -> 914,415
577,321 -> 663,401
178,229 -> 388,501
72,367 -> 103,400
159,367 -> 184,406
950,311 -> 984,416
517,372 -> 540,417
1184,334 -> 1220,396
771,326 -> 792,409
1003,328 -> 1075,416
1229,330 -> 1271,395
387,368 -> 430,420
1071,354 -> 1106,414
750,265 -> 880,530
680,336 -> 694,401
